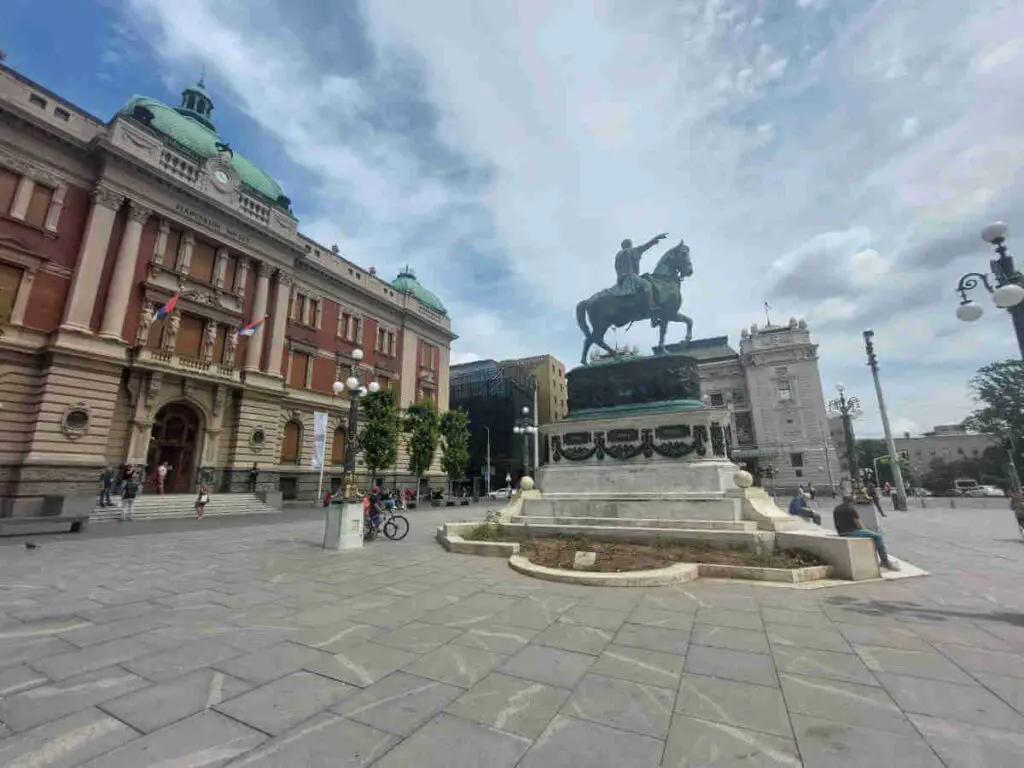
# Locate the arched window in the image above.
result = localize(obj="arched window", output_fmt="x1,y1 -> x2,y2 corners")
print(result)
280,420 -> 301,464
331,426 -> 347,465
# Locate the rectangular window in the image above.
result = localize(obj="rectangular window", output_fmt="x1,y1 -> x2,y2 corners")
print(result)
0,262 -> 23,323
164,228 -> 183,267
777,379 -> 792,401
23,184 -> 54,229
174,314 -> 205,359
221,253 -> 239,292
211,325 -> 227,363
790,452 -> 804,468
0,168 -> 18,215
709,393 -> 724,407
189,239 -> 217,283
289,351 -> 310,389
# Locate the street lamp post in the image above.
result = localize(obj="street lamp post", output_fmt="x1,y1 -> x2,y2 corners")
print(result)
512,405 -> 538,478
827,384 -> 862,494
863,330 -> 908,511
954,221 -> 1024,358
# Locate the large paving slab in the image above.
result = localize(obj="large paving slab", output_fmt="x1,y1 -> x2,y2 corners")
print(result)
2,502 -> 1024,766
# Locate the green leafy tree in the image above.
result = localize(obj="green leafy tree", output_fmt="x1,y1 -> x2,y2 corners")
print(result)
404,399 -> 441,500
358,390 -> 399,484
962,359 -> 1024,486
440,409 -> 471,495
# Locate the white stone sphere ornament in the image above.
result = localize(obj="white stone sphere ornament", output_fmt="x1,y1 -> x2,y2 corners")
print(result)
733,470 -> 754,489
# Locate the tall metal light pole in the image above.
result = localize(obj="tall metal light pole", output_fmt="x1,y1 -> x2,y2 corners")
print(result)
954,221 -> 1024,358
513,405 -> 537,478
863,330 -> 908,511
827,385 -> 862,493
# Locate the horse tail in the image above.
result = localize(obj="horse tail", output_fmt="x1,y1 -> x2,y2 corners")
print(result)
576,301 -> 591,340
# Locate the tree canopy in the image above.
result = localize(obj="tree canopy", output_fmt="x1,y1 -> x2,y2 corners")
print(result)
440,409 -> 471,480
404,399 -> 441,481
358,390 -> 399,481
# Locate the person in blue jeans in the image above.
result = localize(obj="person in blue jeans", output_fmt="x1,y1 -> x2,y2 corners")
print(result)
833,495 -> 900,571
788,490 -> 821,525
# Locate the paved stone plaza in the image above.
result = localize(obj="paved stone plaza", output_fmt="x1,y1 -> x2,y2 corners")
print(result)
2,502 -> 1024,767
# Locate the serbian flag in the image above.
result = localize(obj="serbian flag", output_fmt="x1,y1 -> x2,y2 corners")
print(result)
152,293 -> 179,321
238,318 -> 264,337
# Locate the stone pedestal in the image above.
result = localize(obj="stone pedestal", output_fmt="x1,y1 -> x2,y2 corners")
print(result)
323,503 -> 363,550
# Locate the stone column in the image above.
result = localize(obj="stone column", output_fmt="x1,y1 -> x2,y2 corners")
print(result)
152,219 -> 170,265
100,200 -> 152,340
266,271 -> 292,377
176,231 -> 195,273
63,185 -> 125,331
244,261 -> 273,371
214,247 -> 229,289
9,176 -> 35,221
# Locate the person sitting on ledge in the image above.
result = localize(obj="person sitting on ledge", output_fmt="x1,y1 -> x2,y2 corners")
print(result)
788,490 -> 822,525
833,495 -> 900,571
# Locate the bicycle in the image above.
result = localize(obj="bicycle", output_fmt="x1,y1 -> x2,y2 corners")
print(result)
363,501 -> 410,542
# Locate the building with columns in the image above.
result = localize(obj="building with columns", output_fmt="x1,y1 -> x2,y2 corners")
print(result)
0,64 -> 453,515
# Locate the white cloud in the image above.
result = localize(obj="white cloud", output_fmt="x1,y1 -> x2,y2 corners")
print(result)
120,0 -> 1024,438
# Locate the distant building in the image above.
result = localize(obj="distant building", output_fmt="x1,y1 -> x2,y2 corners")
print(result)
449,359 -> 536,486
593,317 -> 841,493
893,424 -> 996,478
500,354 -> 568,425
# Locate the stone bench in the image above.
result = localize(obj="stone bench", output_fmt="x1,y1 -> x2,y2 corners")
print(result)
775,530 -> 880,580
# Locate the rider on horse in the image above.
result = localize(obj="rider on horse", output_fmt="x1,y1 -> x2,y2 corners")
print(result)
613,233 -> 667,312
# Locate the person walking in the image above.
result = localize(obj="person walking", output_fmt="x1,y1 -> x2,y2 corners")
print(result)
99,466 -> 114,507
121,466 -> 139,522
194,484 -> 210,519
833,494 -> 900,571
156,461 -> 171,495
866,482 -> 887,517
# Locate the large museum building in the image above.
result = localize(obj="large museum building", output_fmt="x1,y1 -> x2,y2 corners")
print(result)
0,63 -> 454,516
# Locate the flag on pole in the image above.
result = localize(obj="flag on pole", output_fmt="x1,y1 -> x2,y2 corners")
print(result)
238,318 -> 264,337
153,294 -> 179,321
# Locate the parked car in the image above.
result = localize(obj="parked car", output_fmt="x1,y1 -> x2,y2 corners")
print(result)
964,485 -> 1006,498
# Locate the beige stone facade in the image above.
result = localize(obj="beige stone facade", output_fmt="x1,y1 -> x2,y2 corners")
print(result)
0,64 -> 453,515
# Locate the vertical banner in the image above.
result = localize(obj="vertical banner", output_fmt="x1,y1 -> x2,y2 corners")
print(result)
311,411 -> 329,470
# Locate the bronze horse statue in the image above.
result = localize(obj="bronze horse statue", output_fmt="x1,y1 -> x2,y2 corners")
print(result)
576,240 -> 693,364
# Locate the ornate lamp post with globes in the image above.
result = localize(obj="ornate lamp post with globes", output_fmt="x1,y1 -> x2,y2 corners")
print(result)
323,347 -> 379,550
512,405 -> 538,479
954,221 -> 1024,358
827,384 -> 862,494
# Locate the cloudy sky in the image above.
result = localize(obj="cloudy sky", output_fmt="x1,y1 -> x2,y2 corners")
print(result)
5,0 -> 1023,437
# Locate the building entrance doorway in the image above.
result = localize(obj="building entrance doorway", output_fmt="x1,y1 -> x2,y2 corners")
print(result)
147,402 -> 202,493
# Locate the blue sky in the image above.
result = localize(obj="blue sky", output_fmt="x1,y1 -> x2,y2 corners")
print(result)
4,0 -> 1024,437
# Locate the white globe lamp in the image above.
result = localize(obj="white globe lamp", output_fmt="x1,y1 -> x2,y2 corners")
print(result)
992,283 -> 1024,309
956,302 -> 984,322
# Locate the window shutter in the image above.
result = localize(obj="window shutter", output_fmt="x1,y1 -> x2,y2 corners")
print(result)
24,185 -> 54,228
175,314 -> 205,359
0,169 -> 18,215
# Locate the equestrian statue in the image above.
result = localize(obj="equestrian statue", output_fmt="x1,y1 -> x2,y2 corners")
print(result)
576,233 -> 694,364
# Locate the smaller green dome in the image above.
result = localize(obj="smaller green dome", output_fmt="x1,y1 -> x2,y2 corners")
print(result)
392,268 -> 447,315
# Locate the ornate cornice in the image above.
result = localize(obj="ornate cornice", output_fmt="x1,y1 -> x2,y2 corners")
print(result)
127,200 -> 153,224
91,185 -> 125,211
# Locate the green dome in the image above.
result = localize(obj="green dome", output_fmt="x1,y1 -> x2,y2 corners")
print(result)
392,268 -> 447,315
120,83 -> 289,209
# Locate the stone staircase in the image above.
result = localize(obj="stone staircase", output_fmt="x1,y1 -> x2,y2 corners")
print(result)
91,493 -> 282,523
